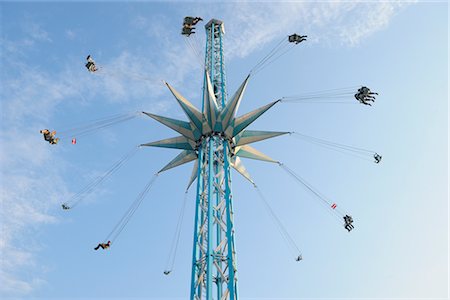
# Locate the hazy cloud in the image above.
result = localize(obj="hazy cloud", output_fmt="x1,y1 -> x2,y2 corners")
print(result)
65,29 -> 76,40
18,20 -> 53,45
201,1 -> 412,58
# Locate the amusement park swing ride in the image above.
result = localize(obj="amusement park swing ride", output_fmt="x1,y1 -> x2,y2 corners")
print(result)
41,18 -> 381,300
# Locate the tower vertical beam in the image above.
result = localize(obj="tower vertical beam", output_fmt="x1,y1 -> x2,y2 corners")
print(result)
223,142 -> 237,299
215,139 -> 223,299
190,145 -> 204,299
218,27 -> 227,109
206,137 -> 214,298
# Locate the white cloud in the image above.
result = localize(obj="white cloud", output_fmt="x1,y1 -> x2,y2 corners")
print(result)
194,1 -> 412,59
336,2 -> 403,46
65,29 -> 76,40
0,269 -> 45,296
0,163 -> 64,296
19,20 -> 53,45
26,23 -> 52,43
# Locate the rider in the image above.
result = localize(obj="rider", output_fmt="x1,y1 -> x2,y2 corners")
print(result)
181,16 -> 203,36
183,16 -> 203,26
94,241 -> 111,250
354,93 -> 372,106
288,33 -> 307,44
358,86 -> 378,102
40,129 -> 59,144
181,25 -> 195,36
343,215 -> 354,232
85,55 -> 98,72
360,86 -> 378,96
374,153 -> 382,164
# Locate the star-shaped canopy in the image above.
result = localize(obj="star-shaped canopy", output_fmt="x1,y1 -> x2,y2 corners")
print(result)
142,71 -> 287,189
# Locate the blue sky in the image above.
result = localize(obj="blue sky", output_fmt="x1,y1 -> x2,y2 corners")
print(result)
0,1 -> 448,299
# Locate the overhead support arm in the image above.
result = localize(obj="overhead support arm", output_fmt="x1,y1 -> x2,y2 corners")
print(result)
165,81 -> 204,132
235,144 -> 278,163
142,112 -> 199,141
158,150 -> 198,173
234,130 -> 289,147
230,156 -> 255,186
186,160 -> 199,191
219,74 -> 250,129
141,136 -> 195,150
226,100 -> 281,138
203,72 -> 219,131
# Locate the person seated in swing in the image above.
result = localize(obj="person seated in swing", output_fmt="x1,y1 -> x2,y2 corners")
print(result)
359,86 -> 378,96
354,93 -> 372,106
181,25 -> 195,36
94,240 -> 111,250
288,33 -> 307,44
295,255 -> 303,261
61,203 -> 70,210
163,270 -> 171,275
40,129 -> 59,144
374,153 -> 382,164
343,215 -> 354,232
85,55 -> 98,72
358,86 -> 378,102
183,16 -> 203,26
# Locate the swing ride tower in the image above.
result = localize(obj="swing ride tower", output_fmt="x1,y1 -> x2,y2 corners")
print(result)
142,19 -> 287,299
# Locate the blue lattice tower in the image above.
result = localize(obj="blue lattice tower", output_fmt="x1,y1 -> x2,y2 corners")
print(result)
142,18 -> 287,300
190,19 -> 237,299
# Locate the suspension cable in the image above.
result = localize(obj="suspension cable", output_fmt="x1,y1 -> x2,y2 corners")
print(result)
252,43 -> 296,76
57,111 -> 142,139
192,33 -> 205,64
93,65 -> 159,84
280,87 -> 361,104
284,86 -> 362,97
184,36 -> 206,70
62,146 -> 141,209
278,163 -> 344,223
164,190 -> 189,275
249,36 -> 287,75
104,173 -> 159,244
253,184 -> 303,261
290,132 -> 378,163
